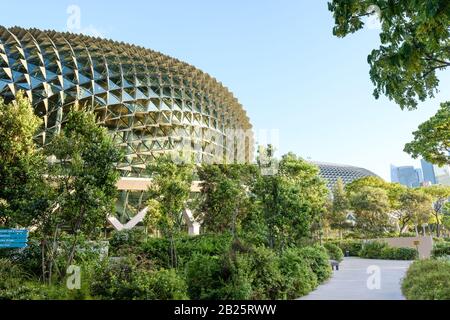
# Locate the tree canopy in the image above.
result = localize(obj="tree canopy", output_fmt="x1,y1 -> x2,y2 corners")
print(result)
404,102 -> 450,166
328,0 -> 450,163
0,92 -> 49,227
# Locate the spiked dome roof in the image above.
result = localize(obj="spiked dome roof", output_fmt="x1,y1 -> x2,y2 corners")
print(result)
0,26 -> 252,130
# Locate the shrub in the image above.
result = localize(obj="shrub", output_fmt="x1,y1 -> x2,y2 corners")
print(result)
279,248 -> 318,299
0,240 -> 42,277
297,246 -> 332,283
90,256 -> 188,300
358,241 -> 387,259
432,242 -> 450,258
359,242 -> 418,260
402,260 -> 450,300
247,247 -> 284,300
323,243 -> 344,262
140,233 -> 232,269
328,240 -> 362,257
185,254 -> 223,300
381,247 -> 418,260
216,252 -> 253,300
132,269 -> 188,300
109,229 -> 146,255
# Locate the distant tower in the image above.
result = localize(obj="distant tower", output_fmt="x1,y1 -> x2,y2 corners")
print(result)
390,165 -> 420,188
421,159 -> 437,185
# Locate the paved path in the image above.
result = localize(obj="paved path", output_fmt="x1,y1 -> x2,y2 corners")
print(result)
299,257 -> 412,300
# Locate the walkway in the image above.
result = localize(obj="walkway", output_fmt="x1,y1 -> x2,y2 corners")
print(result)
300,257 -> 412,300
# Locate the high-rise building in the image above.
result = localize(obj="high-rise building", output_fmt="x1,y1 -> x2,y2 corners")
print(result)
435,165 -> 450,186
421,159 -> 437,185
420,159 -> 450,186
390,165 -> 420,188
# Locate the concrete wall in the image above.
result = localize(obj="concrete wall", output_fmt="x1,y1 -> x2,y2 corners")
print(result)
375,236 -> 434,259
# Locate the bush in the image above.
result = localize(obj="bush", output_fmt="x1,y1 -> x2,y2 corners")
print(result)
359,242 -> 418,260
381,247 -> 418,260
185,254 -> 223,300
296,246 -> 332,283
91,256 -> 188,300
432,242 -> 450,258
109,229 -> 146,255
247,247 -> 284,300
358,241 -> 387,259
279,248 -> 318,299
140,233 -> 232,269
328,240 -> 362,257
402,260 -> 450,300
323,243 -> 344,262
132,269 -> 188,300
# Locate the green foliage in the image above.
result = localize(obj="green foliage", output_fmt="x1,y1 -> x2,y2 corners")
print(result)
432,242 -> 450,258
90,256 -> 188,300
185,254 -> 223,300
349,186 -> 392,237
296,246 -> 332,283
326,178 -> 351,234
44,111 -> 122,238
247,246 -> 284,300
381,247 -> 418,261
422,185 -> 450,237
405,102 -> 450,166
0,93 -> 49,227
279,248 -> 318,299
140,233 -> 233,269
328,239 -> 363,257
359,242 -> 388,259
109,229 -> 147,256
145,155 -> 194,268
323,243 -> 344,262
132,269 -> 188,300
195,164 -> 256,234
402,259 -> 450,300
254,149 -> 329,249
396,189 -> 433,235
328,1 -> 450,165
359,242 -> 418,260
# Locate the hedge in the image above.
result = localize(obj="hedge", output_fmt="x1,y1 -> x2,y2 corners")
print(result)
323,243 -> 344,262
431,242 -> 450,258
327,240 -> 363,257
359,242 -> 418,260
402,260 -> 450,300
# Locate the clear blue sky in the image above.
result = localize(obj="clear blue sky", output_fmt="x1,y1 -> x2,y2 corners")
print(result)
2,0 -> 449,180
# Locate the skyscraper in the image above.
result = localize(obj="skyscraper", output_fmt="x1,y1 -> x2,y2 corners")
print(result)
421,159 -> 437,185
390,165 -> 421,188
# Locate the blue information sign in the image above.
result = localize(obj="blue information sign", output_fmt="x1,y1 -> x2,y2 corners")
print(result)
0,229 -> 28,249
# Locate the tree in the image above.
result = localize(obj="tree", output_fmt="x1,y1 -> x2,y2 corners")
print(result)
195,164 -> 255,235
396,189 -> 433,235
422,185 -> 450,237
145,155 -> 194,268
328,1 -> 450,160
42,111 -> 122,281
404,102 -> 450,166
349,186 -> 392,238
442,202 -> 450,236
326,178 -> 351,238
0,93 -> 50,227
254,148 -> 329,249
346,176 -> 407,209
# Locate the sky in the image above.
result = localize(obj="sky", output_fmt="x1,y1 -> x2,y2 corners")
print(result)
1,0 -> 449,180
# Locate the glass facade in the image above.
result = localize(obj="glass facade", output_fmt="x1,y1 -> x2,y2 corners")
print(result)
0,26 -> 254,220
314,162 -> 379,190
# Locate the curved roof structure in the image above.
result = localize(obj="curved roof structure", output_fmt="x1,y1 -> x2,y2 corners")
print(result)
0,26 -> 253,175
313,162 -> 380,190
